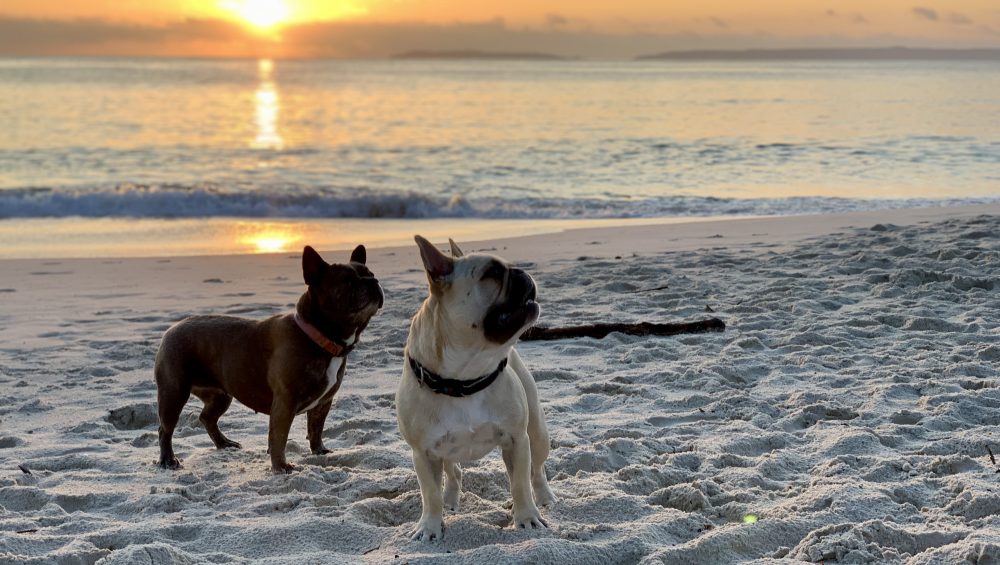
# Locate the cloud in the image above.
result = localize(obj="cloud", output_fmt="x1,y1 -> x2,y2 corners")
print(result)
912,7 -> 939,21
708,17 -> 729,29
826,10 -> 867,25
0,17 -> 254,56
545,13 -> 568,28
287,18 -> 694,58
1,16 -> 998,59
0,16 -> 735,58
947,13 -> 972,25
911,7 -> 974,26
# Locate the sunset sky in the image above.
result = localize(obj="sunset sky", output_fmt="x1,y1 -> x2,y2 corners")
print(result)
1,0 -> 999,58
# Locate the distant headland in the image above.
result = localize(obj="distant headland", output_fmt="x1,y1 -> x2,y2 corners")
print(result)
636,47 -> 1000,61
392,50 -> 569,61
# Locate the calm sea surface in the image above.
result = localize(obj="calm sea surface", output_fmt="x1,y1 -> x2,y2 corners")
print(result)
0,58 -> 998,257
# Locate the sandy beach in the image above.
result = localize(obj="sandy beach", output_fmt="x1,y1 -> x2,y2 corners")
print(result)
1,204 -> 999,564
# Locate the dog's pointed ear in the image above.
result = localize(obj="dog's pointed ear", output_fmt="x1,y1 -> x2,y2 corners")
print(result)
350,244 -> 367,265
302,246 -> 328,286
415,235 -> 454,284
448,238 -> 465,258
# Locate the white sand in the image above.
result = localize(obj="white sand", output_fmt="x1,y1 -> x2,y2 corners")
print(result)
1,205 -> 999,564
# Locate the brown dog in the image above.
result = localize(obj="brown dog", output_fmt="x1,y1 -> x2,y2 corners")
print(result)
154,245 -> 383,473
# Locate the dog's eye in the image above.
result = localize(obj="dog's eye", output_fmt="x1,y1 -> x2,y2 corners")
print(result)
480,262 -> 505,282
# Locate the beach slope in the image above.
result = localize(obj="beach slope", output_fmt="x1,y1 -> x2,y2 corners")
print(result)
1,205 -> 999,564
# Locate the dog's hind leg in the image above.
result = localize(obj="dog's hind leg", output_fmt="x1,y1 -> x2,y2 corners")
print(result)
443,460 -> 462,512
409,450 -> 445,541
193,387 -> 240,450
155,354 -> 191,469
306,398 -> 333,455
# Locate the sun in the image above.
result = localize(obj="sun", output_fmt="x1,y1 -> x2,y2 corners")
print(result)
221,0 -> 290,31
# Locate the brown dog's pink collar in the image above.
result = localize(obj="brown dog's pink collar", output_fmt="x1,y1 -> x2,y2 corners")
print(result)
293,313 -> 353,357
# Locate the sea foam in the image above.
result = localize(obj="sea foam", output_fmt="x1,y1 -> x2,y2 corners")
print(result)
2,184 -> 997,220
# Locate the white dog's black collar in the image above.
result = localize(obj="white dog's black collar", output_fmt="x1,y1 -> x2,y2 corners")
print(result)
407,353 -> 507,397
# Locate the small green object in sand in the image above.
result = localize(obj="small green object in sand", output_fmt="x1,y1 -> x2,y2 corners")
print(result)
742,514 -> 759,524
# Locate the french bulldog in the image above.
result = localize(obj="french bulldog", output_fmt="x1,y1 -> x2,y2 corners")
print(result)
155,245 -> 383,474
396,236 -> 555,541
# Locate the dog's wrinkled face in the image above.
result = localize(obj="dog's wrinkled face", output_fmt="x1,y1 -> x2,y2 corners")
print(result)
302,245 -> 383,336
415,235 -> 538,345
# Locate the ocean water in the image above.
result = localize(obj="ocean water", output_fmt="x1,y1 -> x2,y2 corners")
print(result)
1,57 -> 998,257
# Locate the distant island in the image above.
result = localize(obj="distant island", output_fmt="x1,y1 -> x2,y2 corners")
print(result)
636,47 -> 1000,61
392,50 -> 568,61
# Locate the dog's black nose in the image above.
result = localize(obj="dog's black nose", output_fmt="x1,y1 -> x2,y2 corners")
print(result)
510,269 -> 536,303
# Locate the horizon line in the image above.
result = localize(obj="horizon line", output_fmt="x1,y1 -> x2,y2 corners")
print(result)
4,46 -> 1000,62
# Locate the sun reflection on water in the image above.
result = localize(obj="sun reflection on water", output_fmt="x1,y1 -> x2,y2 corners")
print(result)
254,58 -> 283,149
240,225 -> 300,253
250,235 -> 291,252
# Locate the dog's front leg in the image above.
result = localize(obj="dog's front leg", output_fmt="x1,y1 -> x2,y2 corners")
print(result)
306,398 -> 333,455
268,396 -> 297,474
409,449 -> 445,541
503,433 -> 547,529
527,414 -> 556,507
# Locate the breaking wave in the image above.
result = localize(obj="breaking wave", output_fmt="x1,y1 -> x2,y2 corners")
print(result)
1,184 -> 997,220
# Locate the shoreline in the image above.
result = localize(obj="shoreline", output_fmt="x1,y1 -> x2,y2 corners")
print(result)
0,215 -> 698,261
443,202 -> 1000,262
2,203 -> 999,262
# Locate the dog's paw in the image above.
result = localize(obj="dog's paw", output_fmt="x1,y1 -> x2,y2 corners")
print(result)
157,457 -> 181,470
310,446 -> 331,455
534,485 -> 557,508
217,438 -> 241,450
512,507 -> 548,530
409,516 -> 444,541
271,462 -> 297,475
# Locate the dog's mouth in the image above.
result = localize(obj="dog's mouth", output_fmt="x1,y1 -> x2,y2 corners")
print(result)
494,302 -> 538,329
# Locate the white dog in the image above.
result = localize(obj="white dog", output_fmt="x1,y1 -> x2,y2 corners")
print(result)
396,236 -> 556,541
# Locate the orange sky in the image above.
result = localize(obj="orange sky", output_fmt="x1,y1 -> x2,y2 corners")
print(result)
1,0 -> 999,58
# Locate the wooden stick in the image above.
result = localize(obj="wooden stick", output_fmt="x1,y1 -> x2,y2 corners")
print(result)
520,318 -> 725,341
634,284 -> 671,294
